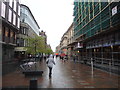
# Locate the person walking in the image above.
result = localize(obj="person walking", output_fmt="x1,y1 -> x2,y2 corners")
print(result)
73,54 -> 77,63
46,54 -> 55,79
60,53 -> 65,61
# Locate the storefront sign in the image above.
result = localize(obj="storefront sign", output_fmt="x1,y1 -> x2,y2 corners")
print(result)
76,42 -> 83,48
15,47 -> 27,51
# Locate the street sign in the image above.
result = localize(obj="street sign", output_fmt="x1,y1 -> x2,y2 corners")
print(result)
112,6 -> 117,16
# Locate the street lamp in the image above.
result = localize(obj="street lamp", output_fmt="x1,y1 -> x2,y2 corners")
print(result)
111,45 -> 114,66
34,39 -> 37,71
109,45 -> 113,74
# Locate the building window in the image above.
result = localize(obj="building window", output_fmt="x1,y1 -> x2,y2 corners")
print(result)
16,38 -> 19,46
24,39 -> 25,46
5,28 -> 9,37
2,26 -> 5,42
24,28 -> 26,34
21,28 -> 23,34
9,0 -> 13,7
10,31 -> 13,37
13,0 -> 16,12
18,5 -> 20,16
17,18 -> 20,28
21,38 -> 24,47
13,13 -> 16,25
8,9 -> 12,22
1,2 -> 6,18
8,29 -> 10,37
15,34 -> 16,39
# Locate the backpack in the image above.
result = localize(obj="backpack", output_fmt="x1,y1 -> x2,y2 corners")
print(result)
46,60 -> 49,64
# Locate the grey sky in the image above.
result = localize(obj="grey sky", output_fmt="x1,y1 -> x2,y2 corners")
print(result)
20,0 -> 74,52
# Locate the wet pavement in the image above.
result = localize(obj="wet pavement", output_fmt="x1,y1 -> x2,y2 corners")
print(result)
2,57 -> 120,88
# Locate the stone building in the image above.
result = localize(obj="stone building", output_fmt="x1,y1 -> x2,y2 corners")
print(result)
39,30 -> 47,46
59,32 -> 68,55
66,23 -> 75,59
56,23 -> 75,59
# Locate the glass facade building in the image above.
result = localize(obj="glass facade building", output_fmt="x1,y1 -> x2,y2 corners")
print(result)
20,4 -> 40,36
73,0 -> 120,74
74,1 -> 120,39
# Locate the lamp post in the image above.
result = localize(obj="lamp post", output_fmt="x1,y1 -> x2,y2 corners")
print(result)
91,57 -> 94,78
109,45 -> 113,74
34,40 -> 37,71
111,45 -> 113,66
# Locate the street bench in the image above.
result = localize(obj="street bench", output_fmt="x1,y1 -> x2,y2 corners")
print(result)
23,70 -> 43,77
20,62 -> 36,71
20,61 -> 44,77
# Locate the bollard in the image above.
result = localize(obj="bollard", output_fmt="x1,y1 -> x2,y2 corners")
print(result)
91,58 -> 94,76
29,78 -> 37,90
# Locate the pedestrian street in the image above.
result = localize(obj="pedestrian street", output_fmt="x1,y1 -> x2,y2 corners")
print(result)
2,57 -> 119,88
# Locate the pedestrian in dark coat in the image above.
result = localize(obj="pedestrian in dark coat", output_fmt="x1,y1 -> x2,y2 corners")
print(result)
73,54 -> 77,63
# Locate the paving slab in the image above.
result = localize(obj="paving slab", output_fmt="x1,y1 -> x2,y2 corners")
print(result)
2,57 -> 120,89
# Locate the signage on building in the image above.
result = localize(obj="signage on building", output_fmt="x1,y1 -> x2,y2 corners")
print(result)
112,6 -> 117,16
76,42 -> 83,48
15,47 -> 27,51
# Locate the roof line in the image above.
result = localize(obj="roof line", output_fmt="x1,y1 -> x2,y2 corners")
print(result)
20,4 -> 40,29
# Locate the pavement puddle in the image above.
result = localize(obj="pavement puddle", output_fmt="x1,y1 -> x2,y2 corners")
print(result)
80,82 -> 90,85
72,70 -> 76,72
71,76 -> 75,78
77,80 -> 86,83
84,86 -> 95,88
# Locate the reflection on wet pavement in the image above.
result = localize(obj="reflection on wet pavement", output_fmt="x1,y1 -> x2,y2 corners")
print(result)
2,57 -> 119,88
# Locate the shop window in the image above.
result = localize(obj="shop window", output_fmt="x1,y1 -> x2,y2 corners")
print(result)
15,33 -> 16,39
10,31 -> 13,37
5,28 -> 9,37
16,38 -> 19,46
2,26 -> 5,41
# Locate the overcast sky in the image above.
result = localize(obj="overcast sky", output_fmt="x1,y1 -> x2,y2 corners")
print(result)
20,0 -> 74,52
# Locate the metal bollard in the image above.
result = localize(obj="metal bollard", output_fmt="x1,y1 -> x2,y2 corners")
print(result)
90,58 -> 94,79
29,78 -> 37,90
